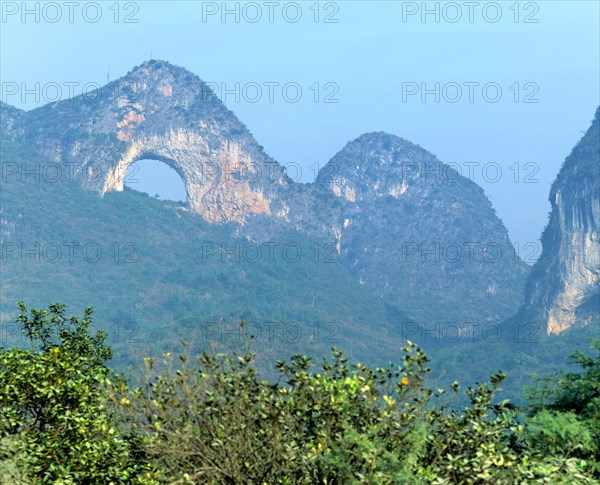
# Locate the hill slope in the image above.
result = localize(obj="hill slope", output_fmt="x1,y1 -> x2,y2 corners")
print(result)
3,60 -> 529,328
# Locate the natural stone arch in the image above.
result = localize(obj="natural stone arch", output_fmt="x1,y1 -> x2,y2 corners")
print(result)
28,61 -> 289,225
100,130 -> 273,224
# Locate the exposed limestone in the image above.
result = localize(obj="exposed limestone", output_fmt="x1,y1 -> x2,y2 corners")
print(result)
522,107 -> 600,334
389,180 -> 408,198
116,111 -> 146,141
159,85 -> 173,97
331,177 -> 357,202
544,192 -> 599,334
102,130 -> 272,223
24,60 -> 285,225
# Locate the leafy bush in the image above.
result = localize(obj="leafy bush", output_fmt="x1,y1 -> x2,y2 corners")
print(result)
526,410 -> 595,457
1,304 -> 598,483
525,339 -> 600,477
0,303 -> 143,484
114,333 -> 598,483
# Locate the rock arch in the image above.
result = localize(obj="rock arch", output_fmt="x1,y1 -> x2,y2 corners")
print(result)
26,60 -> 287,225
104,152 -> 189,204
97,130 -> 274,224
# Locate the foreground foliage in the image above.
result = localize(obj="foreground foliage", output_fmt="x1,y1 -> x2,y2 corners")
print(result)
1,304 -> 598,484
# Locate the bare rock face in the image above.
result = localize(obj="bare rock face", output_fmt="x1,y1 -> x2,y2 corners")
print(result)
24,60 -> 287,224
524,108 -> 600,334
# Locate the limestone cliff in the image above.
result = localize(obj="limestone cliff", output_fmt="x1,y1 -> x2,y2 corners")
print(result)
22,60 -> 287,224
523,107 -> 600,334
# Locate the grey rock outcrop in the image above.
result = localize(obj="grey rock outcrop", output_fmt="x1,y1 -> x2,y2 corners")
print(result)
523,107 -> 600,334
22,60 -> 287,224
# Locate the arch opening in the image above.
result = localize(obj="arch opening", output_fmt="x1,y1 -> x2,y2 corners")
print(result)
124,158 -> 187,203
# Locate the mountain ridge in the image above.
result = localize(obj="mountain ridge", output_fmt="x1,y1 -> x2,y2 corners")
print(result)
2,60 -> 529,328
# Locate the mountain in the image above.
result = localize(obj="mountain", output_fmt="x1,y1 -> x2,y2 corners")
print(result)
19,60 -> 287,224
5,60 -> 529,330
518,107 -> 600,334
310,133 -> 529,324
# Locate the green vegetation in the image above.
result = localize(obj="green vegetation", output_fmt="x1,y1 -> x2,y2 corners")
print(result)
0,140 -> 412,375
1,140 -> 597,404
0,304 -> 141,483
1,304 -> 598,484
524,339 -> 600,475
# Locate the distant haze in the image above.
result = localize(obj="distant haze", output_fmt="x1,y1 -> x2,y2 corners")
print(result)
1,1 -> 598,256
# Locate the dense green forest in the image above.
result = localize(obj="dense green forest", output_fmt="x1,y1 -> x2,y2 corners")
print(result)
1,138 -> 597,406
1,304 -> 598,483
0,140 -> 415,374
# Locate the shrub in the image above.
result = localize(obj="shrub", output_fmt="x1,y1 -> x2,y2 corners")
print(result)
0,303 -> 143,484
2,305 -> 598,483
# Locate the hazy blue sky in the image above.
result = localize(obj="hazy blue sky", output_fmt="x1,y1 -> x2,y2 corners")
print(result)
1,1 -> 598,258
